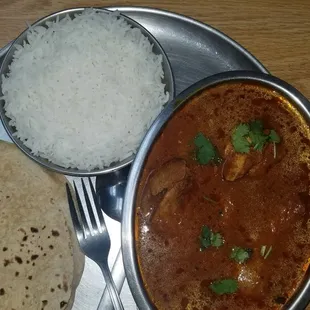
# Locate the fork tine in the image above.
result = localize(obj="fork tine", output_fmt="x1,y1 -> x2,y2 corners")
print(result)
73,181 -> 90,233
66,183 -> 82,234
81,178 -> 98,230
88,177 -> 106,227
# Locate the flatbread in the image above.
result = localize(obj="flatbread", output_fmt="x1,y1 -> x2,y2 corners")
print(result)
0,142 -> 84,310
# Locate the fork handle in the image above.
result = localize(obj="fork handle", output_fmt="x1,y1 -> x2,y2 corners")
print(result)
98,249 -> 125,310
98,260 -> 125,310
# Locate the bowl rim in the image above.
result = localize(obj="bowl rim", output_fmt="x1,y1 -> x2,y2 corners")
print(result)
122,70 -> 310,310
0,7 -> 175,176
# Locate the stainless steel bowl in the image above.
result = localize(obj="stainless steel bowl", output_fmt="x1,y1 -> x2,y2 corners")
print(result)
122,70 -> 310,310
0,7 -> 175,176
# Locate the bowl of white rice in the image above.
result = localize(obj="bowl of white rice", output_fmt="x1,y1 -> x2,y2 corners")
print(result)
0,7 -> 175,176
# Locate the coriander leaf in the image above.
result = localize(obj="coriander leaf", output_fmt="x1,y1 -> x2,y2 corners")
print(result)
194,132 -> 209,148
194,133 -> 222,165
264,245 -> 272,259
234,123 -> 250,137
211,232 -> 224,248
233,139 -> 250,153
200,225 -> 212,251
249,131 -> 269,151
199,226 -> 224,250
210,279 -> 238,295
232,124 -> 250,153
248,120 -> 269,151
232,138 -> 250,153
201,225 -> 212,239
269,130 -> 281,143
203,196 -> 217,204
261,245 -> 272,259
232,120 -> 281,153
200,236 -> 211,250
249,120 -> 264,133
230,247 -> 252,264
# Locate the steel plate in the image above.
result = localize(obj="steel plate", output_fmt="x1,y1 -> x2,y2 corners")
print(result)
108,6 -> 268,94
0,6 -> 268,310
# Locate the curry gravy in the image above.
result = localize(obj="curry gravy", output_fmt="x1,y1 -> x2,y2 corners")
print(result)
135,82 -> 310,310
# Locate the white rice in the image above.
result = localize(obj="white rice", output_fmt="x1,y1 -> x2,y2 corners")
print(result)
1,9 -> 169,170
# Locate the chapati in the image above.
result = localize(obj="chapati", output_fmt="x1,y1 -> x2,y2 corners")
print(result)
0,142 -> 84,310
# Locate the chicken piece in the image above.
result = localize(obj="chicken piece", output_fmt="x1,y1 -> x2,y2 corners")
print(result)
223,144 -> 256,181
249,143 -> 284,177
223,143 -> 283,181
149,159 -> 187,195
223,153 -> 252,181
152,178 -> 189,223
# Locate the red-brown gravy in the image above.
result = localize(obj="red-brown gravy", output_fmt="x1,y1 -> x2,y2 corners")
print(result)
135,82 -> 310,310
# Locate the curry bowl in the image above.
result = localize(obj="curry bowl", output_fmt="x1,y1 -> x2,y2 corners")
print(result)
122,71 -> 310,309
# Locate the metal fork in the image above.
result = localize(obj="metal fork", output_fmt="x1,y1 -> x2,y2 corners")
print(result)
66,178 -> 124,310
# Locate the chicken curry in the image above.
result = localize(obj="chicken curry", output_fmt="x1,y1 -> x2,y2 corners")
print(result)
135,82 -> 310,309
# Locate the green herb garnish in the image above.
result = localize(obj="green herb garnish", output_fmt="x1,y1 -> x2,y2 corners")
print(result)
211,233 -> 224,248
264,246 -> 273,259
199,225 -> 224,250
260,245 -> 273,259
232,123 -> 250,153
249,120 -> 270,151
210,278 -> 238,295
273,142 -> 277,159
249,119 -> 264,133
203,195 -> 217,204
230,247 -> 252,264
194,133 -> 222,165
200,226 -> 212,250
232,120 -> 280,153
269,129 -> 281,143
260,245 -> 266,257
